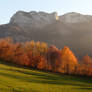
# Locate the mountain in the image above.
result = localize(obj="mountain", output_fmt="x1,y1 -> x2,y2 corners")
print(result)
60,12 -> 92,23
10,11 -> 59,28
0,11 -> 92,57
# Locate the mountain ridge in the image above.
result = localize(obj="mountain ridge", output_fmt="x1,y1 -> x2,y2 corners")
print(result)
0,11 -> 92,57
10,11 -> 92,27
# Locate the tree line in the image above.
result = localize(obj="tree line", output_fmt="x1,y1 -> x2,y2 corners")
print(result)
0,38 -> 92,76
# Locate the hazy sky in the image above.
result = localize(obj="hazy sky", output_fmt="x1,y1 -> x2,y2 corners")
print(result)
0,0 -> 92,24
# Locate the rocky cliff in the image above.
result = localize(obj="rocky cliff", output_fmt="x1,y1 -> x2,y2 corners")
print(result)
0,11 -> 92,57
10,11 -> 59,28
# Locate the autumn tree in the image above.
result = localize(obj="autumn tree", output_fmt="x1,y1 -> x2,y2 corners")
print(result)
59,46 -> 78,74
46,45 -> 61,72
0,38 -> 92,77
81,54 -> 92,65
87,67 -> 92,76
0,38 -> 13,61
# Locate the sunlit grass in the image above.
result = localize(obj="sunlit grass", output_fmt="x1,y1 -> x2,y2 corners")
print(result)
0,62 -> 92,92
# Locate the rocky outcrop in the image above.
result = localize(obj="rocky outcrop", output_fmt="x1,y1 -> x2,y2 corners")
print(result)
10,11 -> 59,28
59,12 -> 92,23
10,11 -> 92,28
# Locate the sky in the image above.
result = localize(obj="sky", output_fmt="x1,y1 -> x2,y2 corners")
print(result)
0,0 -> 92,24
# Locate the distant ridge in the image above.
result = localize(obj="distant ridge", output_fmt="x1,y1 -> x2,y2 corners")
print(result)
0,10 -> 92,57
10,11 -> 92,28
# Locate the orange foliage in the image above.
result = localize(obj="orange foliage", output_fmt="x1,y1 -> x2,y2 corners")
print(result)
46,45 -> 61,72
81,54 -> 92,65
0,38 -> 92,77
59,46 -> 78,74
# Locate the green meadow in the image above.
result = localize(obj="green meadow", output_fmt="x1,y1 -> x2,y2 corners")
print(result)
0,62 -> 92,92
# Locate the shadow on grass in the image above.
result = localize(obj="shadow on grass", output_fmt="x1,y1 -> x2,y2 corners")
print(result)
0,61 -> 92,89
75,87 -> 92,90
0,69 -> 92,88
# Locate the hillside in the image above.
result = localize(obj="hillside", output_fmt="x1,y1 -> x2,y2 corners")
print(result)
0,62 -> 92,92
0,11 -> 92,57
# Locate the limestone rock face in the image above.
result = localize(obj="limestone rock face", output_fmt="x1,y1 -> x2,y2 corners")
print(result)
10,11 -> 92,28
10,11 -> 59,28
59,12 -> 92,23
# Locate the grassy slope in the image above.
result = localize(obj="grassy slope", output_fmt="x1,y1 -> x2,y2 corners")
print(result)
0,62 -> 92,92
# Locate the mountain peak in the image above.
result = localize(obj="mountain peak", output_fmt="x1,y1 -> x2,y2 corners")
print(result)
59,12 -> 92,23
10,11 -> 59,28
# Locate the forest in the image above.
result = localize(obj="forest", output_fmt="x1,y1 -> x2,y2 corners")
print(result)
0,37 -> 92,77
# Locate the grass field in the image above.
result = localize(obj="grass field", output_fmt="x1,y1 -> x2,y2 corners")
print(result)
0,62 -> 92,92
